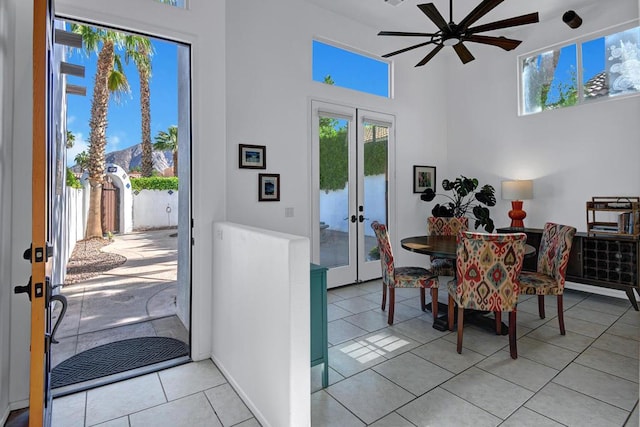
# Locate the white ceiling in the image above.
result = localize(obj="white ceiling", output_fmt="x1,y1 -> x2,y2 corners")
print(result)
303,0 -> 601,35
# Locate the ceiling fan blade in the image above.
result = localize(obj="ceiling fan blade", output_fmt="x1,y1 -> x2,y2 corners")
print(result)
457,0 -> 504,31
453,43 -> 475,64
418,3 -> 449,31
382,41 -> 436,58
463,34 -> 522,51
378,31 -> 439,37
467,12 -> 539,34
415,44 -> 444,67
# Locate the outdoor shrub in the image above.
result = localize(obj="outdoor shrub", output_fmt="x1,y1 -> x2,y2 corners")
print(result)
130,176 -> 179,191
66,167 -> 82,189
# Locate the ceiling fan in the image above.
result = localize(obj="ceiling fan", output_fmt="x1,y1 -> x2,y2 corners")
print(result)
378,0 -> 539,66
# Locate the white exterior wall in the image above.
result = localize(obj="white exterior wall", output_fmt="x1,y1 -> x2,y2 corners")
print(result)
132,190 -> 179,230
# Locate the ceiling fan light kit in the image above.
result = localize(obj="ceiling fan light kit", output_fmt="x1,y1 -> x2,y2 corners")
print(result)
378,0 -> 540,66
385,0 -> 405,6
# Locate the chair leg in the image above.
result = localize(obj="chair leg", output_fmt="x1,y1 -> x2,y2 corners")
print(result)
381,282 -> 387,311
431,288 -> 438,319
456,307 -> 465,354
448,294 -> 455,331
420,288 -> 426,311
495,311 -> 502,335
387,287 -> 395,325
538,295 -> 545,319
509,311 -> 518,359
557,294 -> 565,335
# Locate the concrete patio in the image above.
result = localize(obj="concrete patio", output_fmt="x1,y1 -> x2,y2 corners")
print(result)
51,229 -> 188,371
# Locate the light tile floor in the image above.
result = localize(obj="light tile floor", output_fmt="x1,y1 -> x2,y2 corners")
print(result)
53,280 -> 640,426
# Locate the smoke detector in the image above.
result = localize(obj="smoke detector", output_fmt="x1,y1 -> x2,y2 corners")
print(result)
385,0 -> 404,6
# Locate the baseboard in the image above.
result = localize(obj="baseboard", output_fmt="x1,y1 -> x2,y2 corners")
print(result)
1,405 -> 9,426
210,354 -> 270,427
565,281 -> 634,301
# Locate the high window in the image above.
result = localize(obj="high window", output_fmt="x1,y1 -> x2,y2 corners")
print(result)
520,22 -> 639,115
312,40 -> 390,98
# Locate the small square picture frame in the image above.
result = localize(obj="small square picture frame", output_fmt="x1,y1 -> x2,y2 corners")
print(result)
258,173 -> 280,201
413,165 -> 436,193
239,144 -> 266,169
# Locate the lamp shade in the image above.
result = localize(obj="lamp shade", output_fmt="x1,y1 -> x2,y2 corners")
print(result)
501,180 -> 533,201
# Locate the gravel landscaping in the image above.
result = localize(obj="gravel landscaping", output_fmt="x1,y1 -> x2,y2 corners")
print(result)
64,238 -> 127,284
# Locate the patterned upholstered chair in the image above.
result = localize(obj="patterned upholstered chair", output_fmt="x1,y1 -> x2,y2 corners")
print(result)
427,217 -> 469,277
518,222 -> 577,335
447,232 -> 527,359
371,221 -> 439,325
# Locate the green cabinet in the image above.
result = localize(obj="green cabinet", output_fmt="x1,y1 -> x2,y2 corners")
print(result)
310,263 -> 328,388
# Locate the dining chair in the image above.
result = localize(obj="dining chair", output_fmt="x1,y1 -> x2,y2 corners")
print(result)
447,231 -> 527,359
427,216 -> 469,277
518,222 -> 577,335
371,221 -> 439,325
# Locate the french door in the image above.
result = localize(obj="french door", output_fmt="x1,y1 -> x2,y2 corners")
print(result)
311,101 -> 395,288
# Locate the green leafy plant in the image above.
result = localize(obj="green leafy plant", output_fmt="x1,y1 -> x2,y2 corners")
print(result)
130,176 -> 178,191
66,167 -> 83,189
420,175 -> 496,232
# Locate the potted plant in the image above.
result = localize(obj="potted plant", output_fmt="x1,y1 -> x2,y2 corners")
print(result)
421,175 -> 497,232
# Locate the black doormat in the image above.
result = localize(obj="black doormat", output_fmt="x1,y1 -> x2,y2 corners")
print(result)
52,337 -> 189,389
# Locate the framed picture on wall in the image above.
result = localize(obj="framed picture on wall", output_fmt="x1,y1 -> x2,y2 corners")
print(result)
239,144 -> 266,169
258,173 -> 280,201
413,165 -> 436,193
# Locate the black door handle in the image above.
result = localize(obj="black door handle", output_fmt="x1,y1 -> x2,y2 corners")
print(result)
49,294 -> 67,344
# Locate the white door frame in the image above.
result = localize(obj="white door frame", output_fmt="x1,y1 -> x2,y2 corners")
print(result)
311,100 -> 396,288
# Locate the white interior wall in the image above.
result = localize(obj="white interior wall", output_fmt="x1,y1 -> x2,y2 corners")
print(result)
444,0 -> 640,297
211,222 -> 310,427
225,0 -> 450,268
0,0 -> 16,422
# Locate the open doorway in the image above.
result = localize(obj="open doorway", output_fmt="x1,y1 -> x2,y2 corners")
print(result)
51,18 -> 192,394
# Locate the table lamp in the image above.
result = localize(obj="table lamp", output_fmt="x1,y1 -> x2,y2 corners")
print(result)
501,180 -> 534,228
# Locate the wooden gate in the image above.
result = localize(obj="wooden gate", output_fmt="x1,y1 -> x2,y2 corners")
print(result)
101,177 -> 120,235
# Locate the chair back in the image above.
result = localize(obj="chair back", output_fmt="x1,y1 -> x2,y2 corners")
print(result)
537,222 -> 577,290
454,231 -> 527,311
428,216 -> 469,236
371,221 -> 394,286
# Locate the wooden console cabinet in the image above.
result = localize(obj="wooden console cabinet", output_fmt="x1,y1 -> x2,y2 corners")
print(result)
497,227 -> 640,310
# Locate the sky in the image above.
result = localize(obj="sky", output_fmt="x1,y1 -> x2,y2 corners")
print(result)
312,40 -> 389,98
63,24 -> 179,166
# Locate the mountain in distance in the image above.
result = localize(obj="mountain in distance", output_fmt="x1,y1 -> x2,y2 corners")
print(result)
72,143 -> 173,175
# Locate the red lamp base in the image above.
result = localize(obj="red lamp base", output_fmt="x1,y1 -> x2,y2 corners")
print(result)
508,200 -> 527,228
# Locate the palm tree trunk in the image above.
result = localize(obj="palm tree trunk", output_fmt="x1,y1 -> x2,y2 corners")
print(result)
86,39 -> 115,238
139,44 -> 153,177
173,149 -> 178,176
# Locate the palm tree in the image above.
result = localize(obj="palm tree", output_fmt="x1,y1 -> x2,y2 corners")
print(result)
125,35 -> 155,177
72,24 -> 130,238
74,150 -> 90,172
66,130 -> 75,149
153,125 -> 178,176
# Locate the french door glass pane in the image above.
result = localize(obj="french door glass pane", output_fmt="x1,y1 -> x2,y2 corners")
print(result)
363,122 -> 388,262
319,117 -> 350,268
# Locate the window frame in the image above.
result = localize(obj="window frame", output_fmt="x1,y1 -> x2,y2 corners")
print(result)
312,37 -> 393,99
518,19 -> 639,116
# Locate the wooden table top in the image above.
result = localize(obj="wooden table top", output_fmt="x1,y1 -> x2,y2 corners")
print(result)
400,235 -> 536,259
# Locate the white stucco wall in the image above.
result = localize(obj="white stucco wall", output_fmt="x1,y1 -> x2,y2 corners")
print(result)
212,222 -> 310,427
132,190 -> 178,230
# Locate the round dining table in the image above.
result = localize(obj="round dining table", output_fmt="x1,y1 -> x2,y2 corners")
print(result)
400,235 -> 536,332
